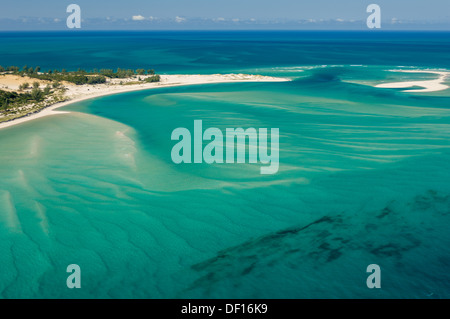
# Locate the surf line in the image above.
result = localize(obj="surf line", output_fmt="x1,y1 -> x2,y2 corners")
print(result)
171,120 -> 279,175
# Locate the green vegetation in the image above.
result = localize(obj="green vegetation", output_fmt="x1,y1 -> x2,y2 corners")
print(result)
1,90 -> 32,110
30,87 -> 44,101
18,72 -> 107,85
0,65 -> 160,85
6,66 -> 19,72
0,86 -> 52,111
0,89 -> 67,123
145,75 -> 161,83
43,85 -> 51,95
121,81 -> 142,86
18,82 -> 30,91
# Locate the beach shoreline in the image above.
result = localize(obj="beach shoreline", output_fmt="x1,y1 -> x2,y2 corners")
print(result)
0,73 -> 290,130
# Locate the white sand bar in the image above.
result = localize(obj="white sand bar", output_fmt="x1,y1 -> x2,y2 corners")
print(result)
375,70 -> 449,93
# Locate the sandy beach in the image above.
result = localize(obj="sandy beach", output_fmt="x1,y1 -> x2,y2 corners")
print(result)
0,73 -> 290,130
375,70 -> 449,92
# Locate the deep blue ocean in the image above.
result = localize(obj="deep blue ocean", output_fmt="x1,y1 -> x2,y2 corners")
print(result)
0,31 -> 450,298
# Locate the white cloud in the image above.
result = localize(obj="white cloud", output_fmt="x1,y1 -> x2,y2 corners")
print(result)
132,15 -> 146,21
175,16 -> 186,23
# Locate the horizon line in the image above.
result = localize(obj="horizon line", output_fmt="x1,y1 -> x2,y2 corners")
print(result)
2,29 -> 450,32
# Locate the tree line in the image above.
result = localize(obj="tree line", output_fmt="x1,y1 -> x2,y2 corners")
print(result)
1,83 -> 52,110
0,65 -> 159,85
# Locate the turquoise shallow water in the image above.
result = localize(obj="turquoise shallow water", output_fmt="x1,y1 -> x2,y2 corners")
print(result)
1,32 -> 450,298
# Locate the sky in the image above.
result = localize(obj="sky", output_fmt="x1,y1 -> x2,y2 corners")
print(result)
0,0 -> 449,30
